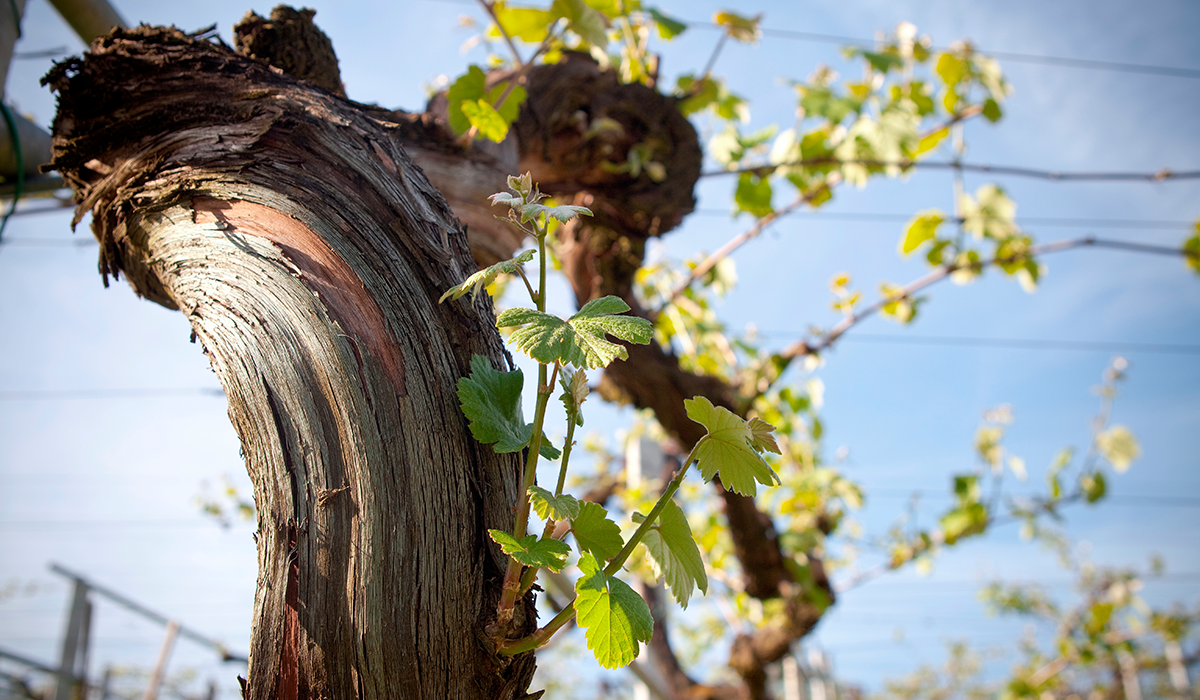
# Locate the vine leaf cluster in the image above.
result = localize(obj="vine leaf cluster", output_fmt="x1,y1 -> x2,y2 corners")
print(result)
440,173 -> 783,669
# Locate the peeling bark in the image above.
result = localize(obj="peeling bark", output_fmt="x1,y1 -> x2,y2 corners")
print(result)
45,26 -> 535,699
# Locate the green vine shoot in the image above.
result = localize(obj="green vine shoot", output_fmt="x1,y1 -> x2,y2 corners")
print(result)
441,173 -> 783,668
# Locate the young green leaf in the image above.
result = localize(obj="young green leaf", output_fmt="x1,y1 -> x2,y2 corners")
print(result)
684,396 -> 780,497
713,10 -> 761,43
747,417 -> 782,455
488,529 -> 571,572
916,126 -> 949,156
570,501 -> 624,561
497,296 -> 654,370
446,65 -> 488,136
899,210 -> 945,256
1081,471 -> 1107,504
734,172 -> 773,217
1183,226 -> 1199,274
550,0 -> 609,47
639,499 -> 708,608
559,368 -> 589,427
519,202 -> 594,224
528,485 -> 581,522
507,172 -> 533,198
492,5 -> 555,43
440,249 -> 535,303
461,99 -> 509,142
982,97 -> 1003,123
648,7 -> 687,39
456,355 -> 562,458
940,503 -> 988,544
574,552 -> 654,669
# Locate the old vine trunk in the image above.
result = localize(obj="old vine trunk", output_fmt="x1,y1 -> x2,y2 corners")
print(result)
45,27 -> 537,699
46,5 -> 836,697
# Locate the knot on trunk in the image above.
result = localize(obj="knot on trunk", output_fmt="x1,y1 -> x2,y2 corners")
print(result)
234,5 -> 345,97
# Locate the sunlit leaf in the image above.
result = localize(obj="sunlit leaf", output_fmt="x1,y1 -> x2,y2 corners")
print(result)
574,552 -> 654,669
489,529 -> 570,571
461,98 -> 509,142
734,172 -> 773,217
520,202 -> 593,223
440,249 -> 535,303
456,355 -> 562,458
492,3 -> 555,43
497,296 -> 654,369
571,501 -> 624,561
685,396 -> 780,496
916,126 -> 949,156
552,0 -> 609,47
640,499 -> 708,607
899,210 -> 945,256
935,52 -> 966,86
446,65 -> 488,136
748,417 -> 782,455
528,485 -> 581,521
940,502 -> 988,544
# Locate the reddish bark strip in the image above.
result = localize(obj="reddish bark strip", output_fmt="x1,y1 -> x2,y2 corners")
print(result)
192,197 -> 408,395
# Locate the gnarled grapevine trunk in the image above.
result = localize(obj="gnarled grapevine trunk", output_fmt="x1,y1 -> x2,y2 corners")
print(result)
45,27 -> 535,699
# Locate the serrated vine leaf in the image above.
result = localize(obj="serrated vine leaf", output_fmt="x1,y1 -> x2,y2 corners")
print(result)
640,499 -> 707,608
574,552 -> 654,669
528,485 -> 581,522
461,99 -> 509,142
748,417 -> 782,455
488,529 -> 570,572
456,355 -> 562,459
496,296 -> 653,370
571,501 -> 624,561
685,396 -> 780,496
440,250 -> 535,303
519,202 -> 593,223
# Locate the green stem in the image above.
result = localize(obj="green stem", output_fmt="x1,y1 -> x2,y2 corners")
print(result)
510,219 -> 552,539
498,601 -> 577,656
495,215 -> 557,631
513,365 -> 556,541
554,409 -> 578,497
536,224 -> 548,313
499,440 -> 705,656
516,412 -> 579,597
604,439 -> 703,577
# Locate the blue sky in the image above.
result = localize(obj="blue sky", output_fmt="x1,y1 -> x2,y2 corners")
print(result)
2,0 -> 1198,696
